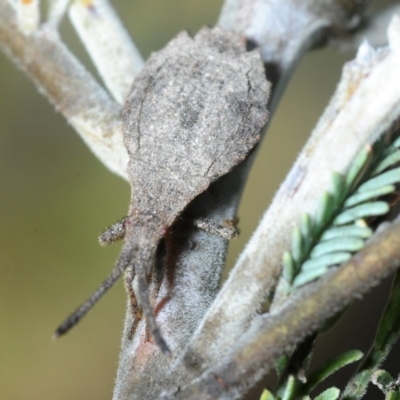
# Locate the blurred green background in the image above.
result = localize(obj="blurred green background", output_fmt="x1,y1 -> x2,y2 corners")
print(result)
0,1 -> 398,399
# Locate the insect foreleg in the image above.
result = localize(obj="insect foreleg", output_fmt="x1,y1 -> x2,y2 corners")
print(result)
99,216 -> 128,246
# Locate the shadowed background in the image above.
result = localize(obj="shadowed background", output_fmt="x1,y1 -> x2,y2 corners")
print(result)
0,1 -> 398,399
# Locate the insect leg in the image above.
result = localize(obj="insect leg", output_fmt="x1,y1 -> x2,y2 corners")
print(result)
135,250 -> 171,356
193,217 -> 239,240
99,216 -> 127,246
124,265 -> 142,340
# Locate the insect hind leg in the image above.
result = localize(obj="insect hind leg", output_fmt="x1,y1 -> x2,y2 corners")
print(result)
134,251 -> 171,356
124,265 -> 142,340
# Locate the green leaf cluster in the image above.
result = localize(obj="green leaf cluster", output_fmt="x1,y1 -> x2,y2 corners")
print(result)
371,370 -> 400,400
283,134 -> 400,289
260,350 -> 363,400
263,132 -> 400,400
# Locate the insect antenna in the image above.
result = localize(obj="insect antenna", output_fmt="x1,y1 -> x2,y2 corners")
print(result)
54,244 -> 132,338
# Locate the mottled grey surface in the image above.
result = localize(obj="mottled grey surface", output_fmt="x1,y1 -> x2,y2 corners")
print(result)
124,26 -> 270,221
118,26 -> 269,352
110,25 -> 270,396
54,26 -> 270,356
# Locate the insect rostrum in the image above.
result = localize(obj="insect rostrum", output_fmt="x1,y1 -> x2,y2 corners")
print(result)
55,26 -> 270,354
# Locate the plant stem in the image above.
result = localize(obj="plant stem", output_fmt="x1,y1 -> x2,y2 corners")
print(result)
342,269 -> 400,399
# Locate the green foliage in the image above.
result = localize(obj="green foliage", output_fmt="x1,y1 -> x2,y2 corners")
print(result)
387,391 -> 400,400
276,354 -> 290,380
266,131 -> 400,400
371,369 -> 400,399
299,350 -> 363,395
373,369 -> 395,391
313,387 -> 340,400
262,348 -> 362,400
281,375 -> 297,400
283,132 -> 400,289
260,389 -> 276,400
342,270 -> 400,400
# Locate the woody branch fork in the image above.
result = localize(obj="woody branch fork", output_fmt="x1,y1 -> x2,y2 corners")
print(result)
2,1 -> 400,399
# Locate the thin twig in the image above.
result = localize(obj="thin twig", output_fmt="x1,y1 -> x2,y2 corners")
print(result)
47,0 -> 71,28
333,4 -> 400,52
0,0 -> 128,178
16,0 -> 40,35
69,0 -> 144,104
341,268 -> 400,400
2,1 -> 395,399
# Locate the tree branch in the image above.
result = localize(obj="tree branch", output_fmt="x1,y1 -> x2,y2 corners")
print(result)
47,0 -> 71,28
0,0 -> 128,178
173,0 -> 377,383
332,3 -> 400,52
164,216 -> 400,399
68,0 -> 144,104
3,1 -> 397,399
16,0 -> 40,35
